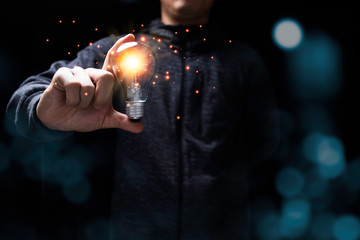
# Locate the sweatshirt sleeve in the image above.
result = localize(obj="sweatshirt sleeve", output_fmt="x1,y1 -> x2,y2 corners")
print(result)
6,36 -> 117,142
243,48 -> 281,170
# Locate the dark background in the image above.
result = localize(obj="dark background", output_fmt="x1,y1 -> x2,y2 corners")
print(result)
0,1 -> 357,239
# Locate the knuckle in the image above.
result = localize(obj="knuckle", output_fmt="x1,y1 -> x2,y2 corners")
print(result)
101,70 -> 115,81
82,84 -> 95,95
66,81 -> 81,89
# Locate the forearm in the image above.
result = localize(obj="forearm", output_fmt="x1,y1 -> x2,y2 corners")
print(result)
6,66 -> 72,142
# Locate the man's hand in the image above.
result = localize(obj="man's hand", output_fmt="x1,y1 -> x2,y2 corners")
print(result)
36,34 -> 143,133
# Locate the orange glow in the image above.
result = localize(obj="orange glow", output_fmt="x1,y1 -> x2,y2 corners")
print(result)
84,92 -> 88,96
152,81 -> 156,85
165,75 -> 170,80
134,82 -> 140,87
185,29 -> 189,32
122,55 -> 141,72
195,90 -> 199,94
177,115 -> 181,120
140,36 -> 146,42
185,66 -> 190,70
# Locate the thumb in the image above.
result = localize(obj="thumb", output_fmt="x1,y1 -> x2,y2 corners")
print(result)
102,109 -> 144,133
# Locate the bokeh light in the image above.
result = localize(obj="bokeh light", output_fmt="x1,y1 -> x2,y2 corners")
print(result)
273,18 -> 303,50
333,215 -> 360,240
287,32 -> 342,100
311,213 -> 336,240
343,159 -> 360,192
62,177 -> 91,204
280,199 -> 311,238
256,213 -> 281,240
304,169 -> 328,199
275,167 -> 304,198
302,133 -> 346,179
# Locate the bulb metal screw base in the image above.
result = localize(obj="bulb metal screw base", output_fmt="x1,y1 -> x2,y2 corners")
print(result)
126,101 -> 144,120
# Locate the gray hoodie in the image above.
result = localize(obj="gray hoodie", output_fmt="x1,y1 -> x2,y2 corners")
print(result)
7,19 -> 280,240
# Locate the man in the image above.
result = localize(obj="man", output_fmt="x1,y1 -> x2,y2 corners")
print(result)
7,0 -> 280,239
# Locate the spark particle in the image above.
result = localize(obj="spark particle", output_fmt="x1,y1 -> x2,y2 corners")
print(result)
195,70 -> 199,74
195,90 -> 199,94
166,71 -> 169,75
59,20 -> 62,23
155,75 -> 159,79
141,24 -> 144,27
211,56 -> 214,59
199,24 -> 203,28
185,29 -> 189,33
72,20 -> 76,23
157,38 -> 162,43
229,40 -> 232,43
176,115 -> 181,120
67,51 -> 71,55
203,38 -> 206,41
95,28 -> 98,31
97,44 -> 101,48
158,47 -> 161,50
174,49 -> 178,54
165,75 -> 170,80
77,44 -> 80,47
54,81 -> 58,86
89,42 -> 93,46
140,36 -> 146,42
185,66 -> 190,70
84,92 -> 88,96
169,45 -> 173,48
152,81 -> 156,85
46,38 -> 50,42
175,32 -> 178,35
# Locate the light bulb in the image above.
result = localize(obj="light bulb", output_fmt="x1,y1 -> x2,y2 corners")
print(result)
111,41 -> 156,121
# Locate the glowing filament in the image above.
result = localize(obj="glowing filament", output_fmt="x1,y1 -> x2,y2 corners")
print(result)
122,55 -> 141,72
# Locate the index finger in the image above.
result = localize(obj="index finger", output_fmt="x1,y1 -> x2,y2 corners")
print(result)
103,34 -> 136,72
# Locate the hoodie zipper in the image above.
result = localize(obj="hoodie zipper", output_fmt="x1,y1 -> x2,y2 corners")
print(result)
176,41 -> 186,240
